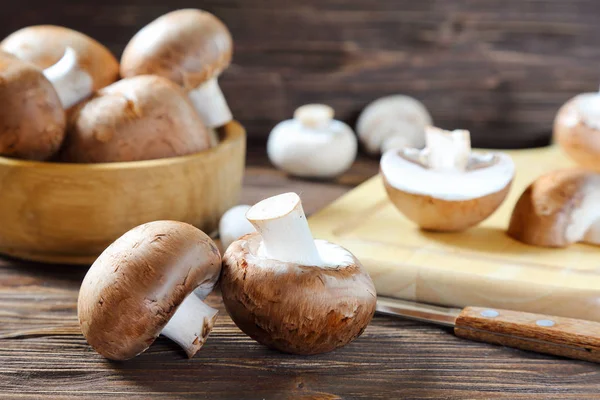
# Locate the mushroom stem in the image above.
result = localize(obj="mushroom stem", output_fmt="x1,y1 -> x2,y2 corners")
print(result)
425,126 -> 471,171
584,220 -> 600,245
161,293 -> 218,358
567,190 -> 600,245
246,192 -> 322,266
294,104 -> 334,130
43,47 -> 93,109
188,77 -> 232,128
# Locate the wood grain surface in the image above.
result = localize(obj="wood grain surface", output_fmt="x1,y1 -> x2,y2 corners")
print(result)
1,151 -> 599,399
2,1 -> 599,149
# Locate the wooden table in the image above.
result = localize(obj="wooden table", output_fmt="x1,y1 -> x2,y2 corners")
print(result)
1,149 -> 598,399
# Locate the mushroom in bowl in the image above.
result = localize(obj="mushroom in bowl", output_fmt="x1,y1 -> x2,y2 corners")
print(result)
380,126 -> 515,232
221,192 -> 376,355
0,51 -> 65,160
1,25 -> 119,109
507,168 -> 600,248
60,75 -> 212,163
554,90 -> 600,171
78,220 -> 222,360
121,9 -> 233,130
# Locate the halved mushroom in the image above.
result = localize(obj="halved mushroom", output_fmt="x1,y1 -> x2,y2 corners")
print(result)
78,220 -> 222,360
0,51 -> 65,160
380,126 -> 515,232
356,94 -> 433,155
60,75 -> 212,163
1,25 -> 119,109
221,193 -> 376,355
267,104 -> 358,178
554,91 -> 600,171
121,9 -> 233,129
507,168 -> 600,248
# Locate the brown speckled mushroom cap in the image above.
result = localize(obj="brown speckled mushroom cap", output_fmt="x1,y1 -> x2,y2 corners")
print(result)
60,74 -> 212,163
221,232 -> 377,355
120,9 -> 232,89
554,94 -> 600,171
1,25 -> 119,92
0,51 -> 65,160
77,220 -> 222,361
507,168 -> 600,248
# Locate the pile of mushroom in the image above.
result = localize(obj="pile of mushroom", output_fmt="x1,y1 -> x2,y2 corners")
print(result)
78,221 -> 222,360
356,94 -> 433,155
508,169 -> 600,248
0,8 -> 235,163
221,192 -> 376,355
267,104 -> 358,179
554,90 -> 600,171
380,126 -> 515,231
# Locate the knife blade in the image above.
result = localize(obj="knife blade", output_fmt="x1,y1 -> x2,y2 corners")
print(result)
376,296 -> 600,363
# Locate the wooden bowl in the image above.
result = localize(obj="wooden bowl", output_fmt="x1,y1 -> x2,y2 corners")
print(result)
0,121 -> 246,265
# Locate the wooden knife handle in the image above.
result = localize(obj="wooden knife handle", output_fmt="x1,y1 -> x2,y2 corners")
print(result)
454,307 -> 600,363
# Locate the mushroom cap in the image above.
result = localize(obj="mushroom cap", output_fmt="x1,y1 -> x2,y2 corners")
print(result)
1,25 -> 119,91
221,232 -> 376,355
120,9 -> 232,89
0,51 -> 65,160
380,148 -> 514,231
356,95 -> 432,154
60,75 -> 212,163
77,220 -> 222,361
554,93 -> 600,171
507,168 -> 600,248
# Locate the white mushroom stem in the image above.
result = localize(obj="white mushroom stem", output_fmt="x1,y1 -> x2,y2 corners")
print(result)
161,293 -> 218,358
567,188 -> 600,245
43,47 -> 94,109
294,104 -> 334,129
188,77 -> 232,128
425,126 -> 471,171
246,192 -> 322,265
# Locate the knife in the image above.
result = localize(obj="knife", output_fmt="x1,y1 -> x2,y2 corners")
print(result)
376,296 -> 600,363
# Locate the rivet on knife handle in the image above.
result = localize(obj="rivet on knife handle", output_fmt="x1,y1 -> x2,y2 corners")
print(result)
454,307 -> 600,363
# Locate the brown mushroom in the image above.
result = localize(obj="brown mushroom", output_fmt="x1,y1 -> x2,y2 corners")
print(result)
507,168 -> 600,248
221,192 -> 377,355
0,51 -> 65,160
380,126 -> 515,231
554,92 -> 600,171
1,25 -> 119,108
121,9 -> 233,129
77,220 -> 222,360
60,75 -> 212,163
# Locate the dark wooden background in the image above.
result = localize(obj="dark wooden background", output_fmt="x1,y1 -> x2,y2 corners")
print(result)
2,0 -> 599,148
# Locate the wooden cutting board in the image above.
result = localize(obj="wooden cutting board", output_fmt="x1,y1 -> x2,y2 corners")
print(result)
308,146 -> 600,322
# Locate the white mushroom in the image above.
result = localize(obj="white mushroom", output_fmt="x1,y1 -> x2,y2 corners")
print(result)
356,94 -> 432,155
267,104 -> 357,178
218,204 -> 255,251
380,126 -> 515,232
